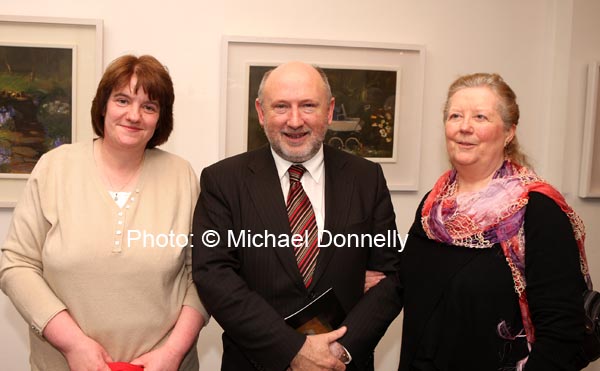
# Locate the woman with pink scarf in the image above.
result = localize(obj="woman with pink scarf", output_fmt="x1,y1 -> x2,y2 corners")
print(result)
398,73 -> 590,371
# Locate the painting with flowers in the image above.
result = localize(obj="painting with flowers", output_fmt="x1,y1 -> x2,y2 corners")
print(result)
246,65 -> 398,161
0,45 -> 73,175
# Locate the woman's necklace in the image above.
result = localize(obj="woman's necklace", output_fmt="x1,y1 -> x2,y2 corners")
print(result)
95,140 -> 144,202
107,165 -> 142,202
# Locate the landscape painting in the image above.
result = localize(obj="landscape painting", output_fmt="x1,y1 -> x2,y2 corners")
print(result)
246,65 -> 398,160
0,45 -> 73,175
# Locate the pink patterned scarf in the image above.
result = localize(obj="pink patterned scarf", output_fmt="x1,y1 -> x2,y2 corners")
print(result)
421,160 -> 591,367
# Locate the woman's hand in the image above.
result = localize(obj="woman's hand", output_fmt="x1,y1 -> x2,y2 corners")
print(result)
130,344 -> 182,371
364,270 -> 386,293
43,310 -> 112,371
63,336 -> 113,371
130,305 -> 204,371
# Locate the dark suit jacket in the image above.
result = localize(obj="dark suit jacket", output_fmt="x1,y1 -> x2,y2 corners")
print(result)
192,145 -> 402,371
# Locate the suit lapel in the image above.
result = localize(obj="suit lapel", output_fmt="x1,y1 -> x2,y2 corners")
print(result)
309,146 -> 355,290
245,147 -> 306,290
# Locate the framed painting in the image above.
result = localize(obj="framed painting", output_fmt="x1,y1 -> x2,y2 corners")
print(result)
579,61 -> 600,198
221,36 -> 425,191
0,15 -> 102,207
0,45 -> 74,175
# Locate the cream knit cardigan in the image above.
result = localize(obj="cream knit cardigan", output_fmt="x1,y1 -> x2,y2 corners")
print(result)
0,141 -> 208,370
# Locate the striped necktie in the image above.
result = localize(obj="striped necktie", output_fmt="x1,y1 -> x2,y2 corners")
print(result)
286,165 -> 319,287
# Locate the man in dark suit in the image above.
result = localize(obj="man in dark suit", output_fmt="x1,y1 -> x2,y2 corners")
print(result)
192,62 -> 402,371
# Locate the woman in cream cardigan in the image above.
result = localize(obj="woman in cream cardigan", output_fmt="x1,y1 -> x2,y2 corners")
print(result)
0,55 -> 208,371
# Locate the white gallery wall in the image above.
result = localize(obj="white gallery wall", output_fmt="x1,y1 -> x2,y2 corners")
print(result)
1,0 -> 599,369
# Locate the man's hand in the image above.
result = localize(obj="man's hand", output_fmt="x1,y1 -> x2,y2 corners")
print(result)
289,326 -> 347,370
364,270 -> 385,293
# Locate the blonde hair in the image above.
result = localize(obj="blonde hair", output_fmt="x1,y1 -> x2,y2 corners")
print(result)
443,73 -> 531,168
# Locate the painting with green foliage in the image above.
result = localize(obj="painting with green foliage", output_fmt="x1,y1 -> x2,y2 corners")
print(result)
0,45 -> 73,175
247,65 -> 397,159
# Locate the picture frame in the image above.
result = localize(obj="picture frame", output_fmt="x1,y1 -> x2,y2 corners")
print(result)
579,61 -> 600,198
220,36 -> 425,191
0,15 -> 102,208
0,45 -> 74,177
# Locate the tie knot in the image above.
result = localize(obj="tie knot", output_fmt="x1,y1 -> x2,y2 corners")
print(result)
288,165 -> 306,183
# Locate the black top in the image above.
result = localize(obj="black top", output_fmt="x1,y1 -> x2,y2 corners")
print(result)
398,192 -> 586,371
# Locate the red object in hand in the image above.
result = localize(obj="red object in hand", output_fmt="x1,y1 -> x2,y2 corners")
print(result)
108,362 -> 144,371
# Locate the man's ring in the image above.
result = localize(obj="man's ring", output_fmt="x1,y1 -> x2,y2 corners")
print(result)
339,349 -> 350,364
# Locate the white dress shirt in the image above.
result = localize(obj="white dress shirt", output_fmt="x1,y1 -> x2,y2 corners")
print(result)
271,145 -> 325,232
